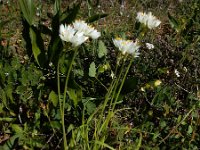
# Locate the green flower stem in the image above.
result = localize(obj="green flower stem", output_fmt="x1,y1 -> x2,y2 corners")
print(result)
101,53 -> 125,113
57,59 -> 67,149
57,47 -> 79,150
95,77 -> 108,91
109,57 -> 127,107
112,56 -> 134,111
98,55 -> 128,135
92,60 -> 119,144
100,59 -> 120,116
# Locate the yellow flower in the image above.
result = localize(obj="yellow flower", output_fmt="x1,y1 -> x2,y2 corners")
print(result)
154,80 -> 162,87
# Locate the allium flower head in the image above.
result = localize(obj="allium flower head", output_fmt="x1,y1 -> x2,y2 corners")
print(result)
59,24 -> 88,47
71,32 -> 89,47
113,38 -> 140,57
73,20 -> 101,39
136,12 -> 161,29
59,24 -> 76,42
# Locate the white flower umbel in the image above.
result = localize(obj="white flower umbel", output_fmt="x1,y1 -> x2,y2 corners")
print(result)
113,38 -> 140,57
136,12 -> 161,29
71,32 -> 89,47
146,43 -> 154,49
59,24 -> 88,47
73,20 -> 101,39
59,24 -> 76,42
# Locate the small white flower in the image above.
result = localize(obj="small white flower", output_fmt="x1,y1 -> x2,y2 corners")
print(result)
113,38 -> 140,57
183,66 -> 187,72
136,12 -> 161,29
73,20 -> 101,39
175,69 -> 180,77
5,72 -> 9,76
110,71 -> 115,79
145,43 -> 154,49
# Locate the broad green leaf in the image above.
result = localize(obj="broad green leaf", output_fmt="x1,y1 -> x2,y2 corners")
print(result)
168,12 -> 179,32
48,37 -> 62,64
49,90 -> 58,107
54,0 -> 61,15
11,124 -> 23,134
29,27 -> 45,67
68,79 -> 82,107
98,40 -> 107,58
187,125 -> 193,134
86,13 -> 108,23
19,0 -> 35,25
85,101 -> 96,115
89,62 -> 96,77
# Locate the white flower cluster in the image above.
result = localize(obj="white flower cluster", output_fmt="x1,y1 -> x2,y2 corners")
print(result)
59,20 -> 101,47
136,12 -> 161,29
113,38 -> 140,57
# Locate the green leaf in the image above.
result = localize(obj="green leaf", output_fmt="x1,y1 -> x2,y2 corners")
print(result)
19,0 -> 35,25
0,135 -> 20,150
54,0 -> 61,15
85,101 -> 96,115
5,84 -> 14,103
49,90 -> 58,107
135,133 -> 142,150
29,27 -> 46,67
82,97 -> 96,115
11,124 -> 23,134
98,40 -> 107,58
48,37 -> 63,65
68,79 -> 83,107
89,62 -> 96,77
0,117 -> 15,122
187,125 -> 193,134
86,13 -> 108,23
168,12 -> 179,32
50,121 -> 61,130
0,89 -> 8,109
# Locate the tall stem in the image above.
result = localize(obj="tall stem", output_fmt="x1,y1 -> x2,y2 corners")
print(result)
58,47 -> 78,149
112,56 -> 134,111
